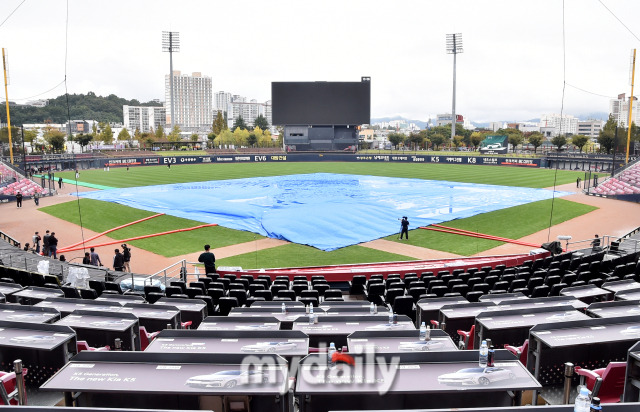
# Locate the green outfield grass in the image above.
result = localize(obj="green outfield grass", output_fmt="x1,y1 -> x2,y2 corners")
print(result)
216,244 -> 415,270
384,198 -> 597,255
42,162 -> 600,267
57,162 -> 590,189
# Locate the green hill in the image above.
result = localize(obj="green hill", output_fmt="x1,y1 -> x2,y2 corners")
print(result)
0,92 -> 161,125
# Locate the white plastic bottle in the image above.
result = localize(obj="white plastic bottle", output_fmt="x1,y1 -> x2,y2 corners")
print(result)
425,324 -> 431,341
370,302 -> 375,314
327,342 -> 336,366
479,340 -> 488,367
419,322 -> 427,341
574,387 -> 591,412
308,305 -> 314,324
281,302 -> 286,314
388,312 -> 394,325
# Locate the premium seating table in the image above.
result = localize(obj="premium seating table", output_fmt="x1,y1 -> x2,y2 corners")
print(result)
155,297 -> 207,328
615,287 -> 640,301
8,286 -> 64,305
295,350 -> 540,412
145,329 -> 309,357
119,303 -> 181,332
479,292 -> 528,304
347,329 -> 457,353
198,316 -> 281,331
293,315 -> 415,348
35,297 -> 122,317
40,352 -> 290,412
0,281 -> 23,296
0,320 -> 76,385
416,296 -> 469,326
474,305 -> 590,349
559,284 -> 611,304
494,296 -> 587,312
438,302 -> 496,345
586,299 -> 640,318
96,294 -> 145,305
528,314 -> 640,400
602,279 -> 640,294
54,310 -> 140,351
0,302 -> 60,323
331,403 -> 640,412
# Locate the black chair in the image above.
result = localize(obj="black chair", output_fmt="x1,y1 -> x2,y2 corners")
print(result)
511,287 -> 530,297
457,273 -> 472,284
257,275 -> 272,287
324,289 -> 343,300
444,292 -> 462,298
31,273 -> 46,287
299,297 -> 319,307
349,275 -> 367,295
509,279 -> 527,292
217,278 -> 231,290
169,281 -> 186,293
467,277 -> 482,288
393,296 -> 414,321
531,285 -> 550,298
270,284 -> 287,295
205,273 -> 220,282
447,278 -> 463,290
240,275 -> 255,285
545,275 -> 562,287
451,284 -> 470,297
527,277 -> 544,291
249,284 -> 265,295
292,283 -> 309,295
104,281 -> 123,294
144,285 -> 163,300
466,291 -> 483,302
228,289 -> 248,307
194,295 -> 215,316
198,277 -> 212,289
562,273 -> 577,286
223,274 -> 237,282
313,283 -> 330,297
430,286 -> 447,297
324,297 -> 344,302
189,282 -> 206,293
588,278 -> 605,288
218,297 -> 238,315
210,281 -> 227,292
293,275 -> 307,282
366,283 -> 385,305
484,276 -> 499,288
409,286 -> 427,302
185,287 -> 203,299
273,296 -> 292,301
246,297 -> 265,306
278,290 -> 297,301
235,279 -> 250,290
427,280 -> 445,292
571,280 -> 587,288
254,290 -> 273,301
79,288 -> 98,300
253,279 -> 269,290
146,291 -> 163,304
61,285 -> 81,299
385,288 -> 404,305
229,282 -> 246,291
165,285 -> 183,297
207,288 -> 225,306
472,283 -> 490,294
300,290 -> 320,301
388,282 -> 405,291
492,281 -> 509,292
171,293 -> 189,299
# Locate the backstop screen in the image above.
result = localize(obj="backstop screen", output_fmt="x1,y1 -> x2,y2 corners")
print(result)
272,79 -> 371,126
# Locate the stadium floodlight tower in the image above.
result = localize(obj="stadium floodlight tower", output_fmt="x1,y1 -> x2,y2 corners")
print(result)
446,33 -> 463,142
162,31 -> 180,129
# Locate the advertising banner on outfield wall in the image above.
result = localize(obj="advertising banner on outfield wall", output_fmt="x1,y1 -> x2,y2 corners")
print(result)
103,154 -> 541,168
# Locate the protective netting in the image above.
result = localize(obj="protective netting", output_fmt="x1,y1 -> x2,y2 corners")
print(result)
77,173 -> 571,251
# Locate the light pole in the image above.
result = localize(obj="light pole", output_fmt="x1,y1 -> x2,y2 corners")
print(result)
446,33 -> 463,142
162,31 -> 180,130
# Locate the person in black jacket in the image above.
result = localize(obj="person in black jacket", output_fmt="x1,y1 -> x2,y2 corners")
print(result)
48,232 -> 58,259
121,244 -> 131,272
113,249 -> 124,272
399,216 -> 410,240
15,192 -> 22,208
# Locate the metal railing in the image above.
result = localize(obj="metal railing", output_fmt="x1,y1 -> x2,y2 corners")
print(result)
0,231 -> 20,248
564,235 -> 640,255
141,260 -> 210,287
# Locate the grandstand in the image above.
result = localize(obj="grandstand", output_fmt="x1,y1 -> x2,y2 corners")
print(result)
589,159 -> 640,197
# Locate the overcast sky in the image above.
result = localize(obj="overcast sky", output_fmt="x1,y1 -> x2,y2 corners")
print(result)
1,0 -> 639,123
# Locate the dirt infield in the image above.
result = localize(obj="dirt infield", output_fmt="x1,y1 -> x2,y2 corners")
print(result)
1,180 -> 638,275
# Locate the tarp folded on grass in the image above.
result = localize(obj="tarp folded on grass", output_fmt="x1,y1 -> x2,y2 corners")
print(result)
76,173 -> 572,251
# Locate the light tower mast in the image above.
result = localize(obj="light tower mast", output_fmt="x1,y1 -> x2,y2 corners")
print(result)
446,34 -> 463,142
162,31 -> 180,130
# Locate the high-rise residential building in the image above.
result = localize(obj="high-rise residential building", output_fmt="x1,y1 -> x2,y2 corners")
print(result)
610,93 -> 639,127
214,91 -> 232,116
164,71 -> 213,131
539,113 -> 578,136
577,119 -> 604,138
123,106 -> 167,133
230,95 -> 267,128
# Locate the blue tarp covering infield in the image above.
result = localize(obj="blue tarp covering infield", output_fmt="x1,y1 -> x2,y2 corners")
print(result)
76,173 -> 572,251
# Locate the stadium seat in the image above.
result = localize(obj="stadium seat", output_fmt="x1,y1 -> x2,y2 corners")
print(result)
324,289 -> 343,300
77,340 -> 110,352
504,339 -> 528,365
218,297 -> 239,315
393,296 -> 414,321
0,369 -> 28,405
61,286 -> 81,299
228,289 -> 248,307
457,325 -> 475,350
79,288 -> 99,300
575,362 -> 626,403
139,326 -> 160,351
254,290 -> 273,301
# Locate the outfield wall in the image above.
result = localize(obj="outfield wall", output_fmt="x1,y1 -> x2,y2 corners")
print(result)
100,153 -> 544,168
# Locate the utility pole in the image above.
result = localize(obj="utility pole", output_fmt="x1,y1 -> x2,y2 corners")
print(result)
446,34 -> 463,142
626,49 -> 636,164
2,48 -> 13,164
162,31 -> 180,130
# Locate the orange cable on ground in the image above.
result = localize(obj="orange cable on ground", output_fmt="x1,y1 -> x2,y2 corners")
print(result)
59,223 -> 218,253
58,213 -> 165,253
421,224 -> 540,248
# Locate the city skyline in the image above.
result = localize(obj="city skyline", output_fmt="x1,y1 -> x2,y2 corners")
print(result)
1,0 -> 639,124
